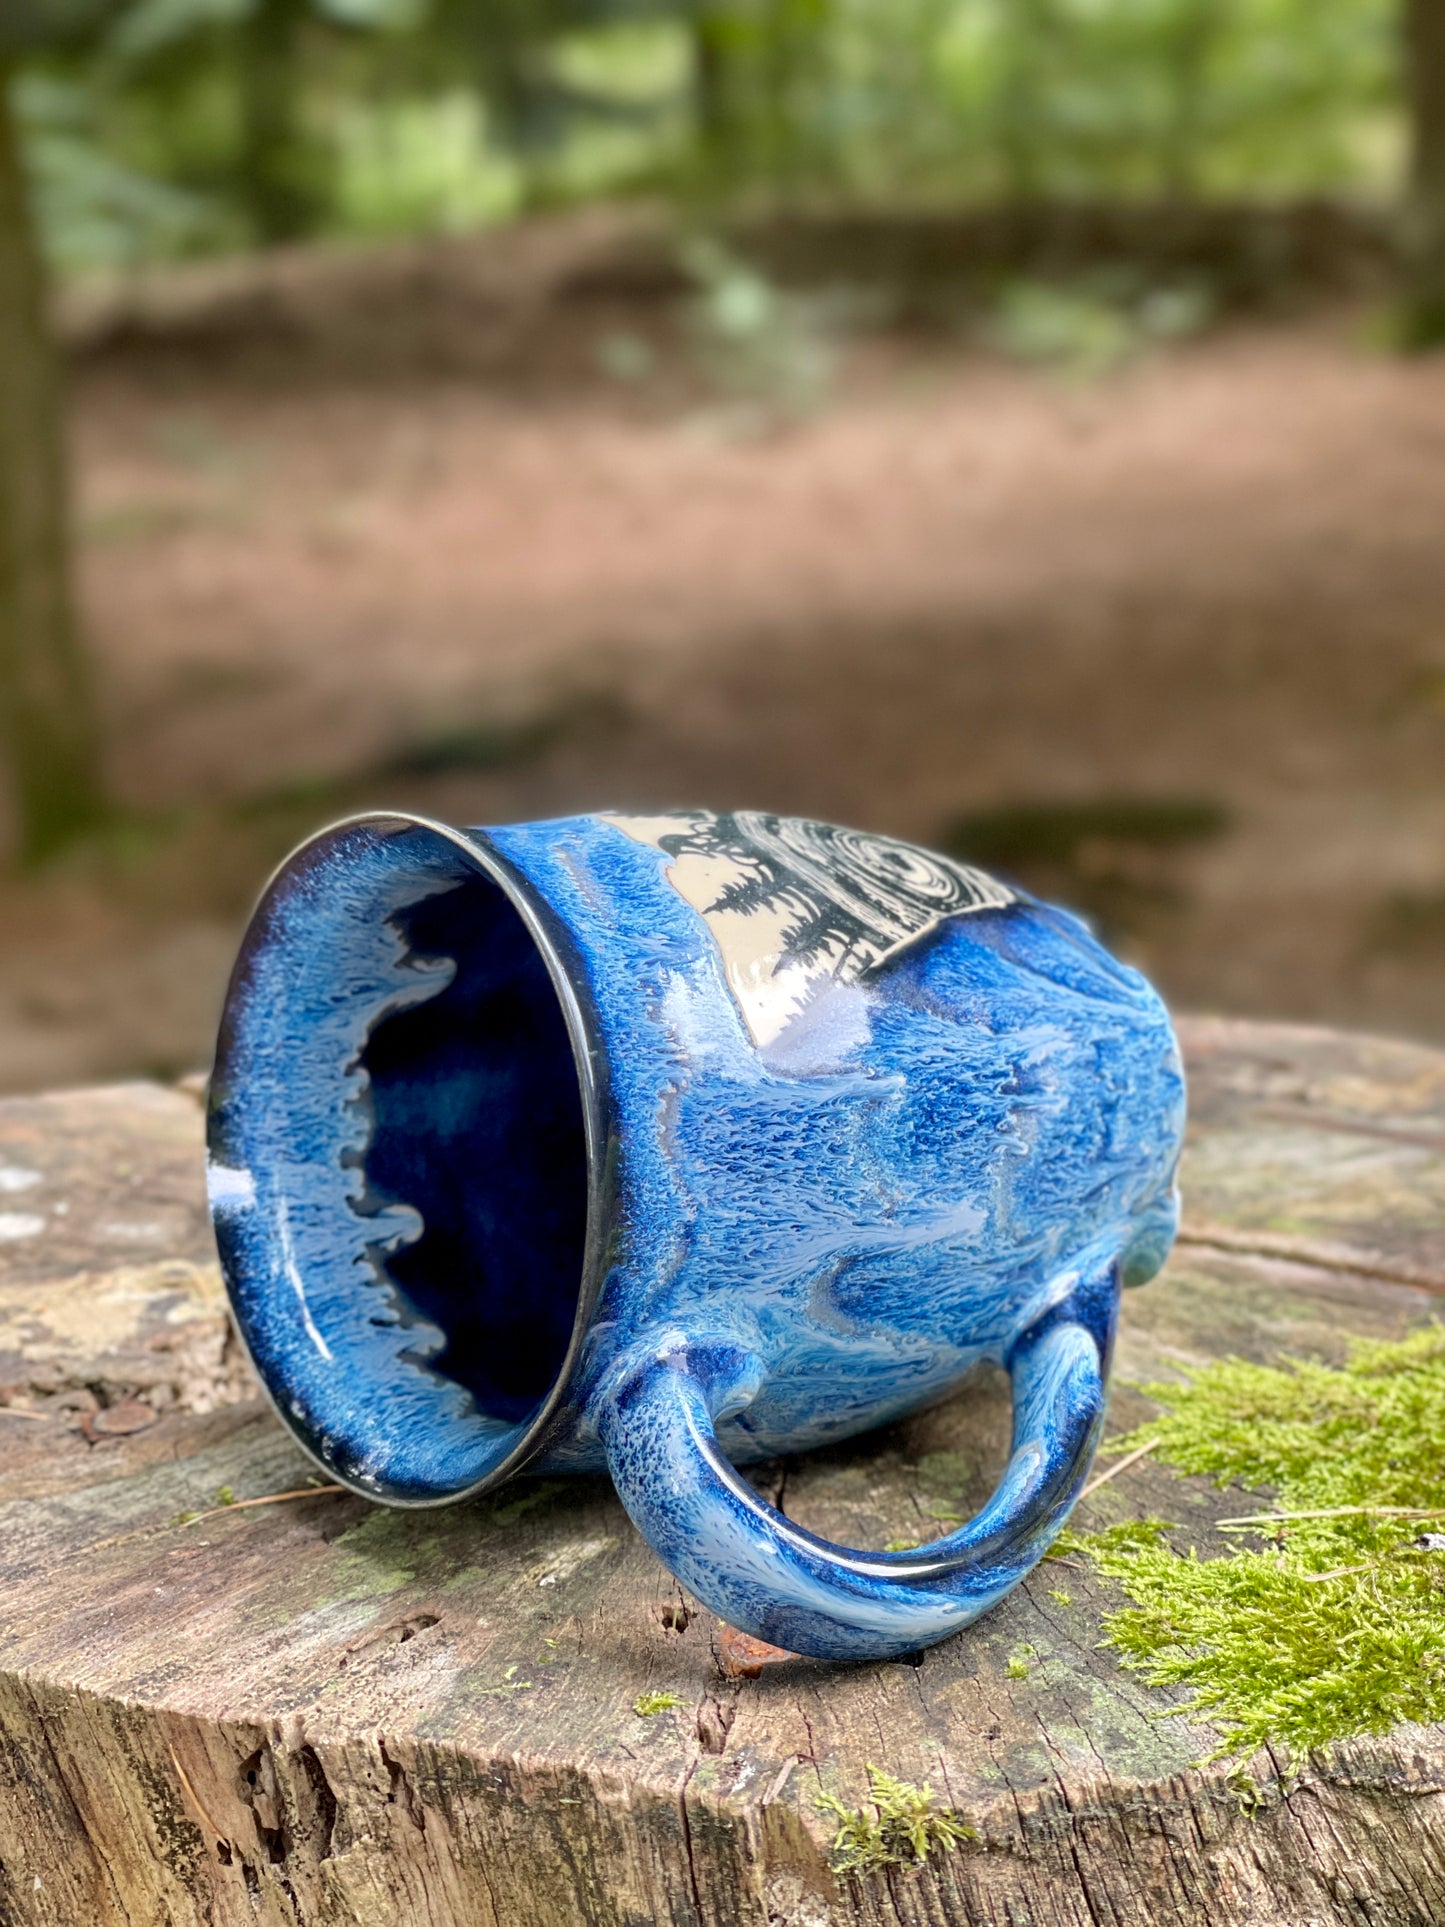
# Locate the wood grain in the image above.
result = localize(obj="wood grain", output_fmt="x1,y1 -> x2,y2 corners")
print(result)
3,1019 -> 1445,1925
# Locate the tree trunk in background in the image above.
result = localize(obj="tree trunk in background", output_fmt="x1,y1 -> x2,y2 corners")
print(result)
1161,0 -> 1220,201
1403,0 -> 1445,345
693,11 -> 741,180
465,0 -> 548,211
0,61 -> 106,865
237,0 -> 316,245
996,0 -> 1052,202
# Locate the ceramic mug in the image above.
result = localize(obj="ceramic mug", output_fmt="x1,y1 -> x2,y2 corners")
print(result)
207,809 -> 1184,1660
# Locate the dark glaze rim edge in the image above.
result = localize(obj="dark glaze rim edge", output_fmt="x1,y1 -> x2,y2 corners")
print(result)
206,808 -> 618,1510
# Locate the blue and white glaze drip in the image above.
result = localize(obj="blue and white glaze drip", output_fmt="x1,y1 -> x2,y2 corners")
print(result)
208,809 -> 1185,1660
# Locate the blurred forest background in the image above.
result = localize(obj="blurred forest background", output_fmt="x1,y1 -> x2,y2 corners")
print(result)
2,0 -> 1445,1089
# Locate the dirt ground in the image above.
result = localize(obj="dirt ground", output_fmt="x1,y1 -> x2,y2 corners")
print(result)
4,215 -> 1445,1091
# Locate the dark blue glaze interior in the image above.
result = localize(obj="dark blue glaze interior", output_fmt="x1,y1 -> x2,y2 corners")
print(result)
359,875 -> 588,1426
208,821 -> 591,1501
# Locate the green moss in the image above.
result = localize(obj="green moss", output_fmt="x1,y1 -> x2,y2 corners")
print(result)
881,1454 -> 978,1551
1224,1766 -> 1269,1817
1053,1517 -> 1171,1559
325,1511 -> 420,1601
633,1689 -> 684,1716
816,1765 -> 976,1874
1069,1325 -> 1445,1757
474,1663 -> 533,1698
913,1450 -> 975,1494
485,1481 -> 566,1528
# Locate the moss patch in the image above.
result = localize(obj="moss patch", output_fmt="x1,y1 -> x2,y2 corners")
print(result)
913,1449 -> 975,1495
1067,1324 -> 1445,1757
633,1690 -> 684,1717
816,1765 -> 975,1874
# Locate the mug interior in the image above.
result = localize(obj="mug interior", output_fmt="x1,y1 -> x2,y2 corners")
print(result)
207,817 -> 594,1502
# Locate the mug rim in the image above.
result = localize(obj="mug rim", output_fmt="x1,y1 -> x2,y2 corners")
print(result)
208,808 -> 617,1508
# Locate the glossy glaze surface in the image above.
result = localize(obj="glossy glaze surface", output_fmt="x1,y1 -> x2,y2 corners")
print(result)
209,809 -> 1184,1657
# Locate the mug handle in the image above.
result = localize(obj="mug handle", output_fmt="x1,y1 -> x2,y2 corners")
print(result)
598,1263 -> 1119,1661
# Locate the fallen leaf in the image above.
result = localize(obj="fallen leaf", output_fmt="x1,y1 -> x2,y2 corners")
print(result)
715,1624 -> 796,1679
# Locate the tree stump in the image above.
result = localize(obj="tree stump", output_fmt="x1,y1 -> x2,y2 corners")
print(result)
3,1017 -> 1445,1925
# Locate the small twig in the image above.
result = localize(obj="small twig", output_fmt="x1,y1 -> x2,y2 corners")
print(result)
1216,1505 -> 1445,1529
180,1484 -> 346,1527
168,1745 -> 227,1842
1079,1436 -> 1161,1501
0,1406 -> 46,1420
762,1756 -> 798,1806
1300,1564 -> 1374,1583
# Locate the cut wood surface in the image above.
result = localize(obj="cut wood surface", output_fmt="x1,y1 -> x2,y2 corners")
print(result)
3,1017 -> 1445,1925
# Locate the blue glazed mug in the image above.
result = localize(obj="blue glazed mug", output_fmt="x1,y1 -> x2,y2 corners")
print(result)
207,809 -> 1184,1660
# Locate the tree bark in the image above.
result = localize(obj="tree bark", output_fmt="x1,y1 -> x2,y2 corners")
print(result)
0,59 -> 106,865
1403,0 -> 1445,344
5,1025 -> 1445,1923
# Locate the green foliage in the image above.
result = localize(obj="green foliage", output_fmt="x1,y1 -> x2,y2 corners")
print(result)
7,0 -> 1409,275
106,0 -> 248,66
328,91 -> 518,235
988,274 -> 1215,380
1070,1326 -> 1445,1758
945,792 -> 1230,944
1,0 -> 127,57
1368,887 -> 1445,957
682,0 -> 1399,204
680,235 -> 837,418
949,796 -> 1229,870
15,72 -> 217,266
816,1764 -> 976,1874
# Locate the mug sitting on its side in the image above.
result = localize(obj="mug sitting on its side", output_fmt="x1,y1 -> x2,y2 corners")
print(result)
207,809 -> 1184,1661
